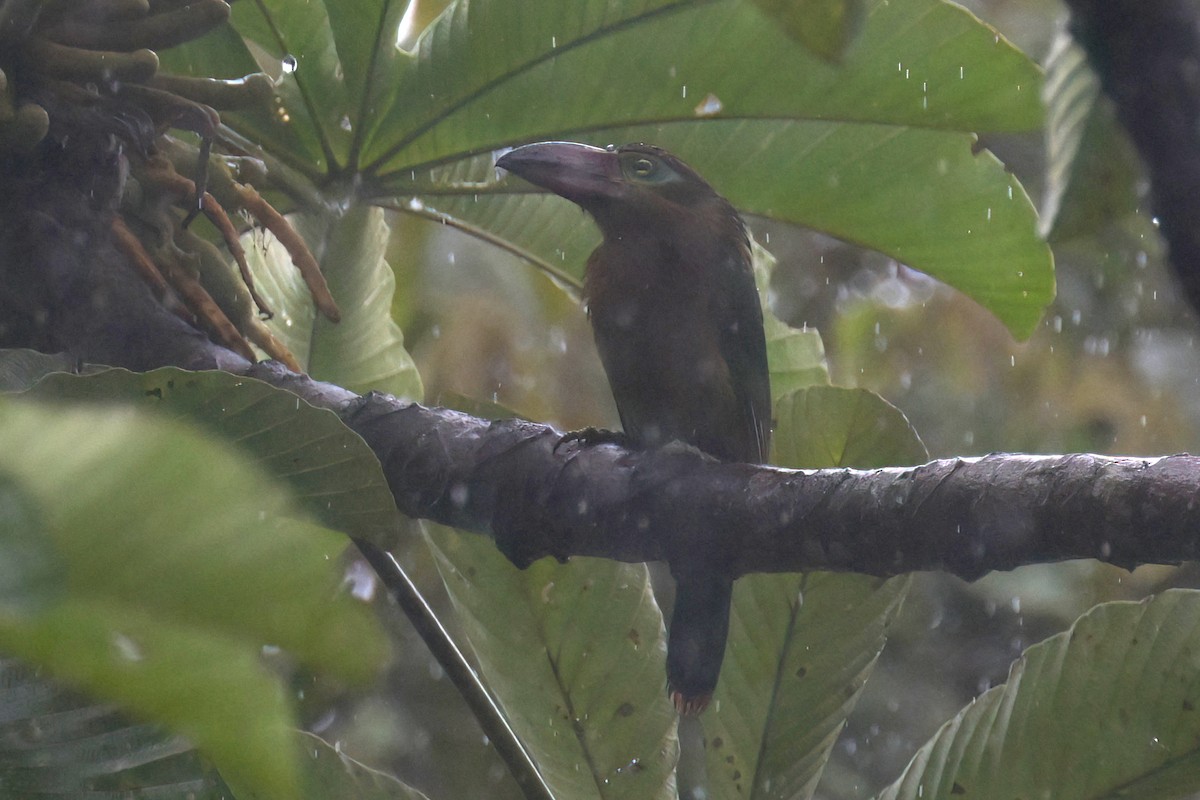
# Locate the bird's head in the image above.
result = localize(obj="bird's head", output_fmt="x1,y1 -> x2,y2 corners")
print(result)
496,141 -> 740,243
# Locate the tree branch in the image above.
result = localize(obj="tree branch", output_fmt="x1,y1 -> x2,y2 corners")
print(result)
248,363 -> 1200,582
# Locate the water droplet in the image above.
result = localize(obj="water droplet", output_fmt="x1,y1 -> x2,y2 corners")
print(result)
694,93 -> 723,117
110,633 -> 144,663
281,54 -> 298,74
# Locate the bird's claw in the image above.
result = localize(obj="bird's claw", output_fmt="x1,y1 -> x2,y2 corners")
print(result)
670,688 -> 711,716
553,426 -> 630,453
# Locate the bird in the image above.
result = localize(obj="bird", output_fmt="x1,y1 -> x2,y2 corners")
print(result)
496,141 -> 772,714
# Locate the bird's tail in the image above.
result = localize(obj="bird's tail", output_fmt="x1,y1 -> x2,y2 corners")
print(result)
666,570 -> 734,715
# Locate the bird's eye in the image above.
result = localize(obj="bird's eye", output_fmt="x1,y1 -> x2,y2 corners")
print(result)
619,151 -> 677,183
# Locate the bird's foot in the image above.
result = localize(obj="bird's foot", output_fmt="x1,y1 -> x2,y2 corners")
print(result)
670,687 -> 712,716
553,426 -> 630,453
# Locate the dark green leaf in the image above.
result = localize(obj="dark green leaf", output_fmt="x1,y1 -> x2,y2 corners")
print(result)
875,590 -> 1200,800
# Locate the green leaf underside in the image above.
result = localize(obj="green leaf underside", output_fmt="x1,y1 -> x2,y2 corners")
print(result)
361,0 -> 1041,173
706,574 -> 908,800
382,119 -> 1053,339
168,0 -> 1050,337
23,366 -> 402,547
425,525 -> 679,800
876,590 -> 1200,800
242,207 -> 424,400
175,0 -> 1039,178
704,384 -> 921,799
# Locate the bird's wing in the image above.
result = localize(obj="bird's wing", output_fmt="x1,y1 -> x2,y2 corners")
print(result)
715,247 -> 772,463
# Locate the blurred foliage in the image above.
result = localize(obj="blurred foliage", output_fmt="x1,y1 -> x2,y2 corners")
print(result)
7,0 -> 1200,798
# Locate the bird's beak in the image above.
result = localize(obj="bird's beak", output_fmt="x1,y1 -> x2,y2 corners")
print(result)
496,142 -> 622,204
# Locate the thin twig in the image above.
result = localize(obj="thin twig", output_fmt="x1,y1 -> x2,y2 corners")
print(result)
352,539 -> 556,800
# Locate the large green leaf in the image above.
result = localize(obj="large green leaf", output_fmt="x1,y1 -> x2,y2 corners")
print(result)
701,384 -> 923,799
705,573 -> 907,800
362,0 -> 1041,171
394,117 -> 1052,339
875,590 -> 1200,800
243,207 -> 424,399
773,386 -> 929,469
0,400 -> 387,796
172,0 -> 1051,338
425,525 -> 679,800
18,365 -> 402,547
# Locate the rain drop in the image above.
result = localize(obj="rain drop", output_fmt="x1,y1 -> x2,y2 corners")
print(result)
112,633 -> 143,662
694,93 -> 723,117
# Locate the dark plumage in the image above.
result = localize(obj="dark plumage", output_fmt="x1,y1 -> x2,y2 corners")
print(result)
497,141 -> 771,714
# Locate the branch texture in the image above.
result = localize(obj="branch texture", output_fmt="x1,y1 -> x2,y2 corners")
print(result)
243,364 -> 1200,583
